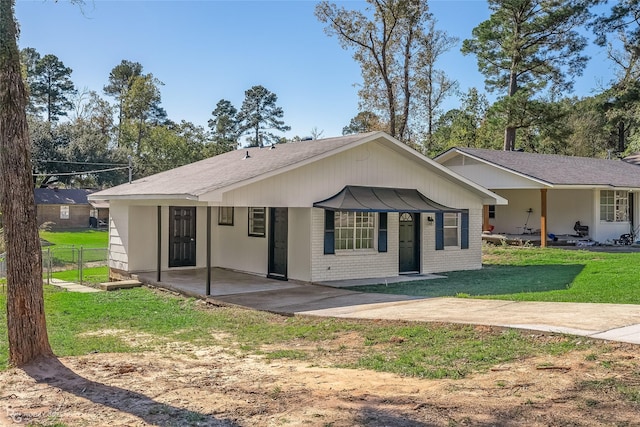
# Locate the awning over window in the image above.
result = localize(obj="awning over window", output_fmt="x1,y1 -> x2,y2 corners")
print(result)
313,186 -> 463,213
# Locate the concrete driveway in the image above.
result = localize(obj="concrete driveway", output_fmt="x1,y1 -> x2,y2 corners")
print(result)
138,268 -> 640,345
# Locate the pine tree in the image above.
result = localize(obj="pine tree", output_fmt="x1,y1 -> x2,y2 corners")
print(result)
462,0 -> 594,151
237,86 -> 290,147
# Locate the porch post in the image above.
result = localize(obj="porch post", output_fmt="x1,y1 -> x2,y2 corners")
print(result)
157,206 -> 162,282
206,206 -> 211,296
540,189 -> 547,248
482,205 -> 491,232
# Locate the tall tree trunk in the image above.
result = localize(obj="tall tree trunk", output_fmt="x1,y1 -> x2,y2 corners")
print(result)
0,0 -> 53,366
399,25 -> 413,142
504,66 -> 518,151
618,121 -> 625,153
504,127 -> 516,151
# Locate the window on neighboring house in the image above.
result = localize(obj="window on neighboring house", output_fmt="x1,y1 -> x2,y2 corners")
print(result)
444,212 -> 459,247
248,207 -> 266,237
335,211 -> 375,250
488,205 -> 495,219
218,206 -> 234,226
60,205 -> 70,220
600,190 -> 629,222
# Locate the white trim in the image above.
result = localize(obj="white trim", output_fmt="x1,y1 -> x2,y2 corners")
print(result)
439,148 -> 553,188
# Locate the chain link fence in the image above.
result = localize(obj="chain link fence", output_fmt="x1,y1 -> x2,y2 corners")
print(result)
0,253 -> 5,279
1,246 -> 107,288
42,246 -> 108,286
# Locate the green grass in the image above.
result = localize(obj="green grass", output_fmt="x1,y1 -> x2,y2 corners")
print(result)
579,377 -> 640,404
349,246 -> 640,304
0,286 -> 589,377
40,229 -> 108,248
40,230 -> 108,265
50,266 -> 109,285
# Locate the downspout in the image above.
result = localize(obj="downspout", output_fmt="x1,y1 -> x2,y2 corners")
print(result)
206,206 -> 211,296
157,206 -> 162,282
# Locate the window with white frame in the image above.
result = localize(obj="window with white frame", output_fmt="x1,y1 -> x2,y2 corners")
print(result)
335,211 -> 375,250
60,205 -> 70,219
600,190 -> 629,222
248,207 -> 266,237
444,212 -> 459,247
218,206 -> 234,226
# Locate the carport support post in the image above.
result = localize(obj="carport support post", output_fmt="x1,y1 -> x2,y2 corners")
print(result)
482,205 -> 491,232
157,206 -> 162,282
206,206 -> 211,296
540,189 -> 547,248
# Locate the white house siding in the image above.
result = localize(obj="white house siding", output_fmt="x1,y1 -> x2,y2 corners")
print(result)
107,200 -> 129,271
212,141 -> 474,209
288,208 -> 312,282
127,205 -> 159,271
442,157 -> 543,189
211,207 -> 268,275
109,202 -> 212,274
421,208 -> 483,273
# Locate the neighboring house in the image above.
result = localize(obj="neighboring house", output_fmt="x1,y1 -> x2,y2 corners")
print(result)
89,132 -> 505,284
35,188 -> 108,230
436,148 -> 640,245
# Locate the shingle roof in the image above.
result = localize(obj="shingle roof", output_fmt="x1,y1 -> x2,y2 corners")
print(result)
623,153 -> 640,166
90,132 -> 381,199
34,188 -> 93,205
446,148 -> 640,188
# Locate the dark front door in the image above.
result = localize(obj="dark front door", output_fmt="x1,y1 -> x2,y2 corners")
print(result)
399,212 -> 420,273
169,206 -> 196,267
268,207 -> 288,280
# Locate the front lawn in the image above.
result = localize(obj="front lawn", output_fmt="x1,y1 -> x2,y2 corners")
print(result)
349,246 -> 640,304
0,286 -> 588,376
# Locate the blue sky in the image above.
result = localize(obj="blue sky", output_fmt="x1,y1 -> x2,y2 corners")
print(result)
15,0 -> 616,140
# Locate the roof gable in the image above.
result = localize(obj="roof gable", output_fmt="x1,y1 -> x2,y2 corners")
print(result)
90,132 -> 505,205
437,148 -> 640,188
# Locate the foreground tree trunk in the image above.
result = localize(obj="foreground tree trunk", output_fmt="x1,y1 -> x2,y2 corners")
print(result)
0,0 -> 53,366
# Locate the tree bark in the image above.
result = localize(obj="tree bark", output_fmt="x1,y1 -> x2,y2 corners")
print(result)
0,0 -> 53,366
504,67 -> 518,151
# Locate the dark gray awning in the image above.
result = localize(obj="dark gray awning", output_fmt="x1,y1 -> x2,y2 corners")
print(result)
313,186 -> 463,213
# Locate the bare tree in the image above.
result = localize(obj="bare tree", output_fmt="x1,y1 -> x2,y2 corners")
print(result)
316,0 -> 455,144
0,0 -> 53,366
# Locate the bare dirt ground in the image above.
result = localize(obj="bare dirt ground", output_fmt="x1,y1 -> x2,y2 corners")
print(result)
0,328 -> 638,427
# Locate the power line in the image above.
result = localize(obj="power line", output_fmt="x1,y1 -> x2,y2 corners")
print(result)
33,166 -> 130,177
33,159 -> 128,167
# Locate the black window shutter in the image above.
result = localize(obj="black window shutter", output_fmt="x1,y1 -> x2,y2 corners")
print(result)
461,211 -> 469,249
324,210 -> 335,254
378,212 -> 387,252
435,212 -> 444,250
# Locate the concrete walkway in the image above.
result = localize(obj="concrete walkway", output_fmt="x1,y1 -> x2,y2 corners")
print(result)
297,297 -> 640,345
136,268 -> 640,345
47,278 -> 102,293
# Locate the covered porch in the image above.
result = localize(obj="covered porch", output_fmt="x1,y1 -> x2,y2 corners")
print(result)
134,267 -> 428,313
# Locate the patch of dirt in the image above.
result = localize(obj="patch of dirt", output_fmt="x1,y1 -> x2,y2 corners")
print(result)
0,338 -> 638,426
